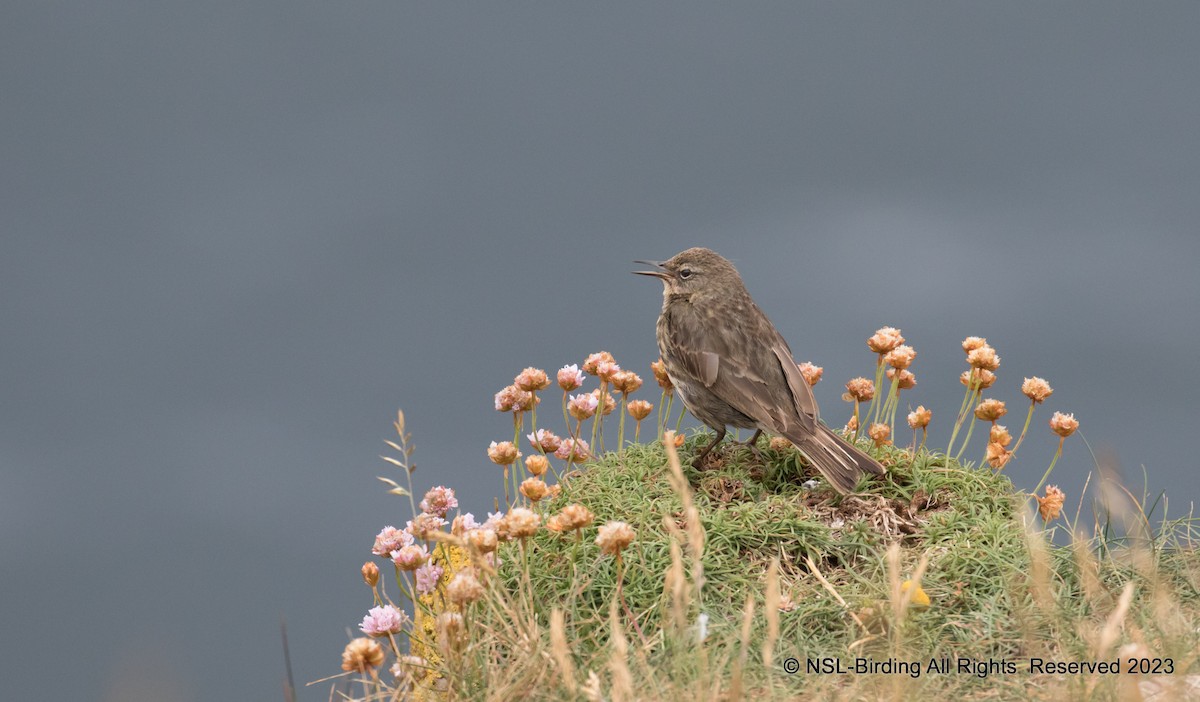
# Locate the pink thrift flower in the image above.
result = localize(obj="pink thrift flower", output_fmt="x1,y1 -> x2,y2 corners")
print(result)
415,562 -> 444,595
555,437 -> 591,462
390,544 -> 429,571
418,486 -> 458,517
359,605 -> 408,637
372,526 -> 413,557
567,393 -> 600,421
482,511 -> 505,532
558,364 -> 585,391
451,512 -> 480,536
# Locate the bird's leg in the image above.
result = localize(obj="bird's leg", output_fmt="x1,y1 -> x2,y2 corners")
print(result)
734,428 -> 764,462
692,426 -> 726,469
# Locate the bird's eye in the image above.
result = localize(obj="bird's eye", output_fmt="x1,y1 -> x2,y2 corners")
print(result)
679,268 -> 693,279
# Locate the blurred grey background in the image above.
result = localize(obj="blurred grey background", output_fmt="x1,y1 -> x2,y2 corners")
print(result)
3,2 -> 1198,700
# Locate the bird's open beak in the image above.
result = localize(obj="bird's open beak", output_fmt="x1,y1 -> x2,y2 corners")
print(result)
632,259 -> 670,279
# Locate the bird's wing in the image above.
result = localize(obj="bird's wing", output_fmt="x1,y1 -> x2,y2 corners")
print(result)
664,301 -> 818,435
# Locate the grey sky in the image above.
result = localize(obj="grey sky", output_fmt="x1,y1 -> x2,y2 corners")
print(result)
3,3 -> 1198,700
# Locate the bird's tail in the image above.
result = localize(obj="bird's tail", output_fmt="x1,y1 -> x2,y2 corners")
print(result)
791,424 -> 885,494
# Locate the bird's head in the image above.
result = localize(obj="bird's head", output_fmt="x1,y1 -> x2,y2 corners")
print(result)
634,247 -> 744,300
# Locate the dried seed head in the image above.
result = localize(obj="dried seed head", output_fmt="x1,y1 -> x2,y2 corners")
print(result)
907,406 -> 932,430
527,428 -> 562,453
868,422 -> 891,446
985,441 -> 1012,469
487,440 -> 521,466
596,361 -> 622,383
514,367 -> 551,392
797,362 -> 823,386
960,368 -> 997,389
494,384 -> 535,412
520,477 -> 549,502
589,388 -> 616,415
611,370 -> 643,395
505,507 -> 541,539
595,521 -> 636,556
361,561 -> 380,587
1037,485 -> 1065,521
650,359 -> 673,391
436,612 -> 467,654
962,336 -> 987,353
967,345 -> 1000,371
467,528 -> 498,554
557,364 -> 585,391
407,513 -> 447,540
844,416 -> 859,433
451,513 -> 480,536
582,352 -> 615,375
886,368 -> 916,389
341,637 -> 385,673
845,377 -> 875,402
884,345 -> 916,370
1021,377 -> 1054,404
447,569 -> 486,606
769,436 -> 793,451
989,424 -> 1012,447
974,398 -> 1008,422
1050,412 -> 1079,438
525,454 -> 550,477
867,327 -> 905,354
777,592 -> 797,612
559,503 -> 595,531
627,399 -> 653,421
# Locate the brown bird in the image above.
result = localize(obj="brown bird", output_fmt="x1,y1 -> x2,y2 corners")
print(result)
635,247 -> 885,494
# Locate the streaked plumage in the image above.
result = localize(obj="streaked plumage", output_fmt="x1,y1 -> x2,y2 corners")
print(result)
635,247 -> 884,494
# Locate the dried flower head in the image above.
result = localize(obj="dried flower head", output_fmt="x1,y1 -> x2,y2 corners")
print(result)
650,359 -> 673,391
589,388 -> 617,415
415,562 -> 443,595
582,352 -> 615,375
797,362 -> 823,386
989,424 -> 1012,447
1037,485 -> 1065,521
407,513 -> 447,540
372,526 -> 413,557
514,367 -> 551,392
886,368 -> 916,389
596,360 -> 622,383
466,528 -> 498,554
844,377 -> 875,402
392,655 -> 428,683
611,370 -> 643,395
1050,412 -> 1079,438
487,440 -> 521,466
960,368 -> 997,389
596,521 -> 636,556
355,604 -> 408,638
967,345 -> 1000,371
494,384 -> 535,413
884,345 -> 916,370
867,327 -> 905,354
451,513 -> 480,536
547,483 -> 562,499
1022,377 -> 1054,404
769,436 -> 793,451
907,406 -> 932,430
554,437 -> 591,462
962,336 -> 987,353
985,441 -> 1012,469
558,364 -> 585,391
520,477 -> 549,502
361,561 -> 379,587
567,393 -> 599,421
527,428 -> 562,453
974,398 -> 1008,422
525,454 -> 550,477
436,612 -> 467,654
447,569 -> 486,606
505,507 -> 541,539
557,503 -> 595,531
867,422 -> 891,447
391,543 -> 429,571
419,486 -> 458,517
627,399 -> 653,421
777,592 -> 797,612
844,415 -> 859,433
341,637 -> 385,673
